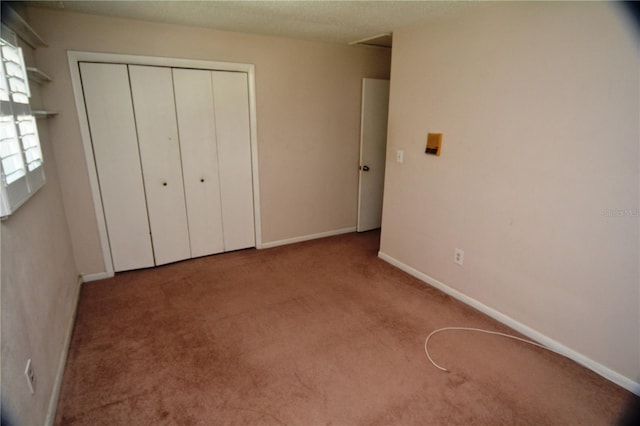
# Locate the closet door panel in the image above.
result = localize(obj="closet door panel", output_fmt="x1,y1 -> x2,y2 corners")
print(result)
172,68 -> 224,257
212,72 -> 255,251
129,65 -> 191,265
79,62 -> 154,272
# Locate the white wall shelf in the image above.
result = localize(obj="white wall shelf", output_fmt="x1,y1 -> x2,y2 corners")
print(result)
27,67 -> 53,84
32,110 -> 58,118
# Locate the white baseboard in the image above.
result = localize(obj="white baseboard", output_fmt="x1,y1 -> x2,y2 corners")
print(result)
261,227 -> 357,249
81,271 -> 113,282
378,251 -> 640,396
44,275 -> 83,426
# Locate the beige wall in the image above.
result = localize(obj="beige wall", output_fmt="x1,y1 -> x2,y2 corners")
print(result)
1,33 -> 79,425
381,2 -> 639,383
27,8 -> 391,275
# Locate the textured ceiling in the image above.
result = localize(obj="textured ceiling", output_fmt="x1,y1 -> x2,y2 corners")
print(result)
26,1 -> 479,45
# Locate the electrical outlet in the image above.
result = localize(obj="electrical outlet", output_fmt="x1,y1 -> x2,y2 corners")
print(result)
454,248 -> 464,266
24,359 -> 35,394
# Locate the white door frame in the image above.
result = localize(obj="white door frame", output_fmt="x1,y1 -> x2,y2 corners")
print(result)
68,51 -> 263,278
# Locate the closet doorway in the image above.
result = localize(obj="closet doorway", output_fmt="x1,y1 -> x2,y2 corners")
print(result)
69,52 -> 262,276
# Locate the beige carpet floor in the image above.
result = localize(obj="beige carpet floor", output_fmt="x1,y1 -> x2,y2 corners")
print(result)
55,231 -> 636,425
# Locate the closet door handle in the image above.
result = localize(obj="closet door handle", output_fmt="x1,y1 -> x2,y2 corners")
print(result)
200,178 -> 205,183
162,182 -> 167,186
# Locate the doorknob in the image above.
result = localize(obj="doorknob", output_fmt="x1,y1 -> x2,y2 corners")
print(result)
361,165 -> 370,172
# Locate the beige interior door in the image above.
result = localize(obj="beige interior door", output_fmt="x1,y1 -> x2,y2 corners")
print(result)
357,78 -> 390,232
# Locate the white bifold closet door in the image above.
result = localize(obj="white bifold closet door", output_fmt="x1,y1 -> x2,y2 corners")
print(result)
172,68 -> 225,257
211,71 -> 255,251
173,68 -> 255,253
80,62 -> 255,272
80,63 -> 155,272
128,65 -> 191,266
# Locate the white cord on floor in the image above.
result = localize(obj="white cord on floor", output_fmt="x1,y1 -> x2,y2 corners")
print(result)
424,327 -> 563,372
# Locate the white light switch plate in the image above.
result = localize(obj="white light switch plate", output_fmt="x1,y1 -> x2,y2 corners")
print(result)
396,150 -> 404,163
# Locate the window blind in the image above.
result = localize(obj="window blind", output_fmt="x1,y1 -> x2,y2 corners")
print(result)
0,26 -> 45,218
